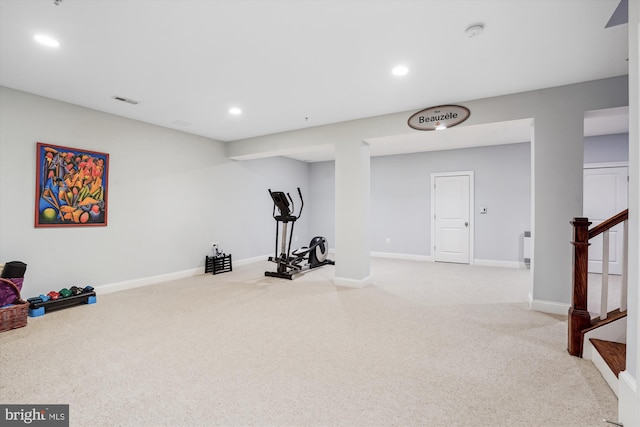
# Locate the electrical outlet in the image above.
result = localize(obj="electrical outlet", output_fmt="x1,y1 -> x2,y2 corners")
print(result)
386,238 -> 391,244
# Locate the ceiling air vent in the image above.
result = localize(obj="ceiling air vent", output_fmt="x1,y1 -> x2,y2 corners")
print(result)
112,96 -> 140,105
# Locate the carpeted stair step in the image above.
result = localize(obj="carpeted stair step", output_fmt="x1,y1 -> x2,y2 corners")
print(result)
590,338 -> 626,378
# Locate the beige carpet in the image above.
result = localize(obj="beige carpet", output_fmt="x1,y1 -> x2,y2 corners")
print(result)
0,258 -> 618,426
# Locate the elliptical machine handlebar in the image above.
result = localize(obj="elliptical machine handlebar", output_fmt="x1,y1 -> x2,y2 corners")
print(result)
296,187 -> 304,218
268,187 -> 304,222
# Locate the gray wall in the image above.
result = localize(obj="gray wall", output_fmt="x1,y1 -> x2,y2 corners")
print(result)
0,82 -> 629,299
308,161 -> 335,246
309,136 -> 627,264
309,142 -> 531,263
228,76 -> 628,304
0,87 -> 308,296
372,144 -> 531,262
584,133 -> 629,163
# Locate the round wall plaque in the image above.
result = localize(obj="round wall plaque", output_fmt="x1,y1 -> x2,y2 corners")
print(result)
407,105 -> 470,131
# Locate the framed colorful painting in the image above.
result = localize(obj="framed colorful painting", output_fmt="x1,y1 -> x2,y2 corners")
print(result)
34,142 -> 109,227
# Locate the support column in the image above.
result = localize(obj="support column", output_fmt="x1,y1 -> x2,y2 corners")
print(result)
531,109 -> 584,311
333,140 -> 371,287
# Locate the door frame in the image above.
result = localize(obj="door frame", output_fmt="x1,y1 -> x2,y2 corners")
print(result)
583,161 -> 629,274
430,171 -> 474,264
584,161 -> 628,170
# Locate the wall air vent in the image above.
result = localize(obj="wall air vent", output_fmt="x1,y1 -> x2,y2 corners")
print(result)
112,96 -> 140,105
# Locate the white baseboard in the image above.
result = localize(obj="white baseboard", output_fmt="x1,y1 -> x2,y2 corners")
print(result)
591,344 -> 619,396
473,259 -> 525,269
369,252 -> 525,268
582,338 -> 595,361
370,251 -> 432,262
96,267 -> 202,295
333,275 -> 371,288
235,254 -> 270,266
619,371 -> 639,427
96,251 -> 335,295
530,299 -> 569,315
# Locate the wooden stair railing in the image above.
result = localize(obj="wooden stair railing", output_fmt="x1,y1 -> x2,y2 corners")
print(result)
568,209 -> 628,357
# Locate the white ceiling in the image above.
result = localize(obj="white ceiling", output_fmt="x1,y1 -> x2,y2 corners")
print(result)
0,0 -> 629,162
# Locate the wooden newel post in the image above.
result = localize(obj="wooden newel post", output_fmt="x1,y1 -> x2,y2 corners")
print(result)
568,217 -> 592,357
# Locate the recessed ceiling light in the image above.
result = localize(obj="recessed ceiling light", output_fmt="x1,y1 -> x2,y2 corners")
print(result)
392,65 -> 409,76
229,107 -> 242,115
34,34 -> 60,48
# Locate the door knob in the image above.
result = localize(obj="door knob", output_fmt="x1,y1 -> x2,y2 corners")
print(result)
465,222 -> 469,227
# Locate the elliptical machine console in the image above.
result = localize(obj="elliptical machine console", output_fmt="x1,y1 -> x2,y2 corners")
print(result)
265,187 -> 334,279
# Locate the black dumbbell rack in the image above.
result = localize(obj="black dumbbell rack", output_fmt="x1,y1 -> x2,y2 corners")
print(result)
28,291 -> 97,317
205,254 -> 232,275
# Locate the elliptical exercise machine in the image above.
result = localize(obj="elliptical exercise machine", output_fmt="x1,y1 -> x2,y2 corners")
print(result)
265,187 -> 334,279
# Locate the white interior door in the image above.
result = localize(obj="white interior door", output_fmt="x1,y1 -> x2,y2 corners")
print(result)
432,172 -> 472,264
583,165 -> 628,274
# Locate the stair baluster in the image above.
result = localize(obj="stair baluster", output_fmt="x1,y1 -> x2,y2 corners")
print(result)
600,229 -> 610,320
620,219 -> 628,312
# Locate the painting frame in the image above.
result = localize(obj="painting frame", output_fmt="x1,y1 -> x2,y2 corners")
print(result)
34,142 -> 109,228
